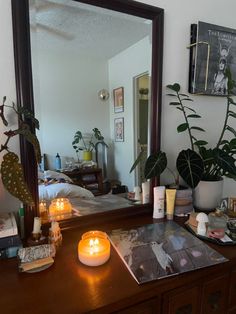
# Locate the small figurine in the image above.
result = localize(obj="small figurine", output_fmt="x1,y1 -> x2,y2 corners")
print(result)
48,221 -> 62,248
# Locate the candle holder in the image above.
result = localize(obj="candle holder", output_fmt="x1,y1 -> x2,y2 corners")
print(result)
49,198 -> 72,216
78,230 -> 110,266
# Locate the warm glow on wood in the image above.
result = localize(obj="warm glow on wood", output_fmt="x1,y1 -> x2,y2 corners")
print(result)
78,231 -> 110,266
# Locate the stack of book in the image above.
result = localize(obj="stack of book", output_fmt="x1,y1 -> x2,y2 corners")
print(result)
0,212 -> 22,259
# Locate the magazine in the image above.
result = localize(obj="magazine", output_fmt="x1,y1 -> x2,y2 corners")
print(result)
0,212 -> 18,238
109,221 -> 228,284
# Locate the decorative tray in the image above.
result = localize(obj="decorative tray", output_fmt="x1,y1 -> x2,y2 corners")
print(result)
185,221 -> 236,246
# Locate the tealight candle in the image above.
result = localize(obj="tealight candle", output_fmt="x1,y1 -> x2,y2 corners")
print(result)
78,231 -> 110,266
49,198 -> 72,216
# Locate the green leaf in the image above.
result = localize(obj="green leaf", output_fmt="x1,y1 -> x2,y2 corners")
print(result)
226,125 -> 236,137
144,151 -> 167,179
229,138 -> 236,148
187,114 -> 201,118
194,140 -> 208,146
228,97 -> 236,105
16,105 -> 40,130
1,152 -> 34,206
176,149 -> 204,188
190,126 -> 205,132
181,98 -> 193,101
213,148 -> 236,176
169,102 -> 180,106
228,111 -> 236,118
176,107 -> 184,111
179,93 -> 189,97
166,83 -> 180,92
184,106 -> 196,113
15,126 -> 41,164
177,123 -> 188,133
129,149 -> 145,173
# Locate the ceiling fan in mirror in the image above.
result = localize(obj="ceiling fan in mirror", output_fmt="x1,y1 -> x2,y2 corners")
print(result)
29,0 -> 77,40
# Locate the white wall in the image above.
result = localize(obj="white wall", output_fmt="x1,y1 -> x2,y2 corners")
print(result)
108,36 -> 151,191
33,48 -> 110,168
137,0 -> 236,197
1,0 -> 236,213
0,1 -> 19,212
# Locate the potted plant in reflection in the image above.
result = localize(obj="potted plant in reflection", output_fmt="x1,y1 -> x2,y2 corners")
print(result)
72,127 -> 106,161
131,70 -> 236,211
0,96 -> 41,206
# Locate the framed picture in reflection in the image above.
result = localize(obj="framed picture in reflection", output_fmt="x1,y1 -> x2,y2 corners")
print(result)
114,117 -> 124,142
113,87 -> 124,113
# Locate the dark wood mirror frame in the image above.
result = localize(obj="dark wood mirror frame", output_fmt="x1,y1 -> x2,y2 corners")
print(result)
11,0 -> 164,237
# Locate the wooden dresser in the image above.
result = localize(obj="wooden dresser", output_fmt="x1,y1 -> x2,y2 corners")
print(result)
0,214 -> 236,314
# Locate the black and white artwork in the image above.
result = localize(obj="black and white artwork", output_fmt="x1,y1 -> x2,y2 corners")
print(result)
189,21 -> 236,95
109,221 -> 227,284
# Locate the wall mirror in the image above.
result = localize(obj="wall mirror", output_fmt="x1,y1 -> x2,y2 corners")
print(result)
11,0 -> 164,236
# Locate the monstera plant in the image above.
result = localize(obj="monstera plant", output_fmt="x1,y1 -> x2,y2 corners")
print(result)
0,96 -> 41,206
131,71 -> 236,190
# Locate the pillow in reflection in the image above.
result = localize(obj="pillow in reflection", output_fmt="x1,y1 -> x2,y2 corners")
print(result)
38,170 -> 73,183
39,182 -> 94,201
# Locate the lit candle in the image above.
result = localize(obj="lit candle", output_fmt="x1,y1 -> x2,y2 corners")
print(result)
49,198 -> 72,216
78,231 -> 110,266
32,217 -> 41,234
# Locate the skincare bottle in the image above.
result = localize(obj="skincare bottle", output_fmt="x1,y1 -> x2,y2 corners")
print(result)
142,181 -> 150,204
153,186 -> 166,219
166,189 -> 177,220
55,153 -> 61,170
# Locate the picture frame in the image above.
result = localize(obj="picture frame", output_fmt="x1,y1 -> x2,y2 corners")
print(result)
114,117 -> 124,142
113,87 -> 124,113
229,197 -> 236,214
188,21 -> 236,95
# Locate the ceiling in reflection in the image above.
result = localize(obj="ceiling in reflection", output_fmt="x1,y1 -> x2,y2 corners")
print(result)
29,0 -> 152,59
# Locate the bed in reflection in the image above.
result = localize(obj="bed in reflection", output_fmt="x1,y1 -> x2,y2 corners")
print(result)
38,170 -> 134,223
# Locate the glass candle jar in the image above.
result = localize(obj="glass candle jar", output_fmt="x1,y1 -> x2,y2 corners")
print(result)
208,209 -> 228,239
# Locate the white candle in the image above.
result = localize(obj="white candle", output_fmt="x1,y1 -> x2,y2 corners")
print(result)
134,186 -> 141,200
78,231 -> 110,266
32,217 -> 41,234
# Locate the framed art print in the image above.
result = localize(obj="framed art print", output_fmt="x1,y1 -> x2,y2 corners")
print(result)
113,87 -> 124,113
114,117 -> 124,142
189,21 -> 236,95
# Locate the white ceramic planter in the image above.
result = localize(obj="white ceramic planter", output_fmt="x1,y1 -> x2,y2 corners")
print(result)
194,179 -> 223,211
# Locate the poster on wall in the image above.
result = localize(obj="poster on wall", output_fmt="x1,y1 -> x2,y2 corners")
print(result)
113,87 -> 124,113
114,117 -> 124,142
189,21 -> 236,95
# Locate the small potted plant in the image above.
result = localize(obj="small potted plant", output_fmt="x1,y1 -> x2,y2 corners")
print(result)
0,96 -> 41,206
72,127 -> 106,161
131,70 -> 236,211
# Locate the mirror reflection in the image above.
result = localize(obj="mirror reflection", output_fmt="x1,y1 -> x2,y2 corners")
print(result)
29,0 -> 152,221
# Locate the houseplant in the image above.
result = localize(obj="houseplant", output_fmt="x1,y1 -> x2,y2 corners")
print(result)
131,71 -> 236,210
72,127 -> 105,161
0,96 -> 41,206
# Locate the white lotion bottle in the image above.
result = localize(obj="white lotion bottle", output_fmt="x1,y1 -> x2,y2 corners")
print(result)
142,181 -> 150,204
153,186 -> 166,219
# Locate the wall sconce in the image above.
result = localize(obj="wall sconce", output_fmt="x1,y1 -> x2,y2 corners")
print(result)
98,89 -> 109,101
78,230 -> 110,266
49,198 -> 72,216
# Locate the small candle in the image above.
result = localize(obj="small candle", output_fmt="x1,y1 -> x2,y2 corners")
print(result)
32,217 -> 41,234
49,198 -> 72,216
78,231 -> 110,266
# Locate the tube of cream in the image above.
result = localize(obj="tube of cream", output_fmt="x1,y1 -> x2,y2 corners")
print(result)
166,189 -> 177,220
153,186 -> 166,219
142,181 -> 150,204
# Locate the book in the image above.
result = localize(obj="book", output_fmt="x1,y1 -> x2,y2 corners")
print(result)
0,234 -> 22,249
109,221 -> 228,284
0,245 -> 22,259
0,212 -> 18,238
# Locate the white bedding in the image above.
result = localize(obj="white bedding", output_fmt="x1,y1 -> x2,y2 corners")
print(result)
39,182 -> 94,201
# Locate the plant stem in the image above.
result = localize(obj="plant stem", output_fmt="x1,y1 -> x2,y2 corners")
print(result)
216,96 -> 230,148
177,92 -> 194,151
